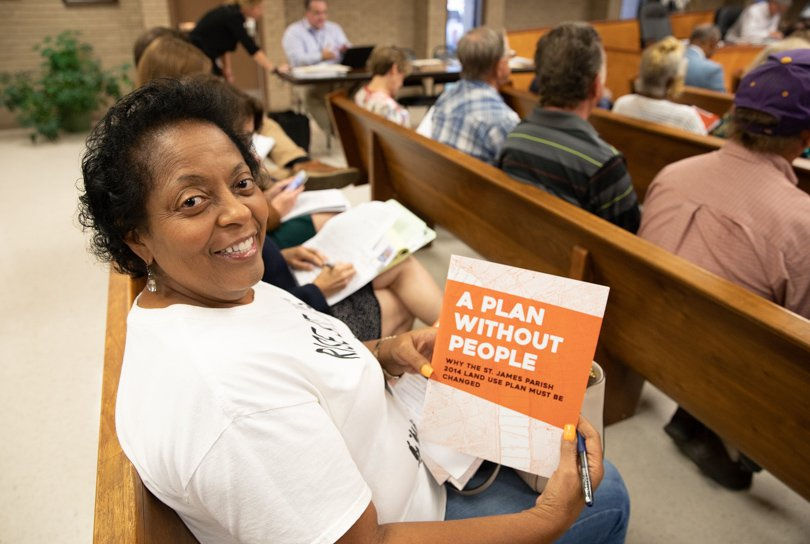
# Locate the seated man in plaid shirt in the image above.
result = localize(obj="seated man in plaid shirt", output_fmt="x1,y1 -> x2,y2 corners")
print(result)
421,27 -> 520,164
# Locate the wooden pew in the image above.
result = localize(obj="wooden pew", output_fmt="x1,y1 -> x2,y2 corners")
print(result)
499,86 -> 810,202
604,47 -> 641,98
712,44 -> 763,92
329,92 -> 810,501
674,86 -> 733,116
507,15 -> 761,96
669,10 -> 714,39
94,272 -> 199,543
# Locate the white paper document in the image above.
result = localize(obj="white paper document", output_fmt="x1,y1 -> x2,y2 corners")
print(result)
293,200 -> 435,305
390,373 -> 481,488
281,190 -> 350,222
251,133 -> 275,159
291,63 -> 351,78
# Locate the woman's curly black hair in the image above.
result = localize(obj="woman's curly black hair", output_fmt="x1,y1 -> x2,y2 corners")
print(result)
77,77 -> 260,277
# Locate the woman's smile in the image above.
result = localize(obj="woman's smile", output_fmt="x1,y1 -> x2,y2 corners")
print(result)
214,234 -> 259,259
128,120 -> 269,307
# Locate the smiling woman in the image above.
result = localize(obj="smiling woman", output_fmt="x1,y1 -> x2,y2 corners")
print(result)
77,77 -> 628,544
124,120 -> 267,307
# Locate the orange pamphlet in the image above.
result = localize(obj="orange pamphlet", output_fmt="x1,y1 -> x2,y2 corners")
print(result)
694,106 -> 721,132
419,255 -> 609,478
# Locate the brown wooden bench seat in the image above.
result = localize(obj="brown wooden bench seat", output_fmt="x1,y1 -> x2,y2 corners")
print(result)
674,86 -> 734,117
94,272 -> 199,543
328,91 -> 810,501
499,85 -> 810,202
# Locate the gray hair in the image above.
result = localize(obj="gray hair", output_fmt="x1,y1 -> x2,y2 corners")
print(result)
730,107 -> 805,154
636,36 -> 686,99
535,22 -> 604,109
689,23 -> 721,44
457,27 -> 505,81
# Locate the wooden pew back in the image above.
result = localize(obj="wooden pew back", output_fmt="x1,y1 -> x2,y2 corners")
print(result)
507,15 -> 761,95
94,272 -> 199,543
499,86 -> 810,202
329,92 -> 810,501
674,86 -> 734,116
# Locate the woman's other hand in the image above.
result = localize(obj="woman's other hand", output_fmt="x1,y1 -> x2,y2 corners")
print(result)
531,416 -> 605,532
312,263 -> 355,297
375,328 -> 436,378
267,178 -> 303,218
281,246 -> 327,270
264,174 -> 299,200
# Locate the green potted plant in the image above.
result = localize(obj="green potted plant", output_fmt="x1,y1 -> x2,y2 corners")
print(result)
0,30 -> 130,141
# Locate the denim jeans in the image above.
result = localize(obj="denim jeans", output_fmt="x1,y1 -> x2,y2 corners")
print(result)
445,459 -> 630,544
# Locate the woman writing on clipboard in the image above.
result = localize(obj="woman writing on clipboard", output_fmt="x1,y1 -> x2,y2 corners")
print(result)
189,0 -> 286,82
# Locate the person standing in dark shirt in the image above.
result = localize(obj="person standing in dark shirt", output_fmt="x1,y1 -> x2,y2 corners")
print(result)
190,0 -> 282,82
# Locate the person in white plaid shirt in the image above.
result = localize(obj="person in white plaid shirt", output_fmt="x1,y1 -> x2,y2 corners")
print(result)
426,27 -> 520,164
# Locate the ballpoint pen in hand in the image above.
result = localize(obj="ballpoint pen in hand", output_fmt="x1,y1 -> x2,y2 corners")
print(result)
577,431 -> 594,507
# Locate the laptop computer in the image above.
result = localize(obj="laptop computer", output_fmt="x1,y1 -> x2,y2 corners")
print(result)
340,45 -> 374,69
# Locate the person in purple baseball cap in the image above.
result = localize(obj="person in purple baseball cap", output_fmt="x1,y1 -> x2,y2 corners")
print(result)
734,48 -> 810,138
636,48 -> 810,490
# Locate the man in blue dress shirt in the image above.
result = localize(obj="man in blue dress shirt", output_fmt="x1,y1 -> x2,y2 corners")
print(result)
684,24 -> 726,92
282,0 -> 351,133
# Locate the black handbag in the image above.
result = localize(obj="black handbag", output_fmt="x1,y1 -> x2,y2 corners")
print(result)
267,110 -> 311,153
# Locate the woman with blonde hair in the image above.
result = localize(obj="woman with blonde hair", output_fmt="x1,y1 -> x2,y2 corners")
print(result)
354,45 -> 412,126
613,36 -> 707,134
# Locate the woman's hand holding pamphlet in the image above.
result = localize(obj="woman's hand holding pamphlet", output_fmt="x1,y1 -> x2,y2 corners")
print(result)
389,255 -> 609,489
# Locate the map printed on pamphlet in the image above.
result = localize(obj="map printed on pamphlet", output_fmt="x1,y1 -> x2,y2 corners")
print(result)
419,255 -> 609,478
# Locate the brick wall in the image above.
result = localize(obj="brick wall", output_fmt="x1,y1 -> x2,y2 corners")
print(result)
139,0 -> 171,29
280,0 -> 418,55
0,0 -> 147,128
0,0 -> 144,74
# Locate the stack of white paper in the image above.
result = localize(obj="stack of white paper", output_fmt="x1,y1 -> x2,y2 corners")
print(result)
291,63 -> 351,78
281,190 -> 350,222
293,200 -> 436,305
390,374 -> 482,490
251,133 -> 275,159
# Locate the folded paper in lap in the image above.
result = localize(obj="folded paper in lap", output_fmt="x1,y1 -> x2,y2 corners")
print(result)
293,200 -> 436,305
390,373 -> 483,489
419,255 -> 609,479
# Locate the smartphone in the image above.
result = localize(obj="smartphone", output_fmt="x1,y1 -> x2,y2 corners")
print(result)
285,170 -> 308,191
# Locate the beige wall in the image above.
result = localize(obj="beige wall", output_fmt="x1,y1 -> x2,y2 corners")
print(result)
0,0 -> 154,128
0,0 -> 145,75
503,0 -> 594,31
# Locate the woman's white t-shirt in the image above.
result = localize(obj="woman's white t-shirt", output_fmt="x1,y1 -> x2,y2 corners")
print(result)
116,281 -> 445,544
612,94 -> 708,135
